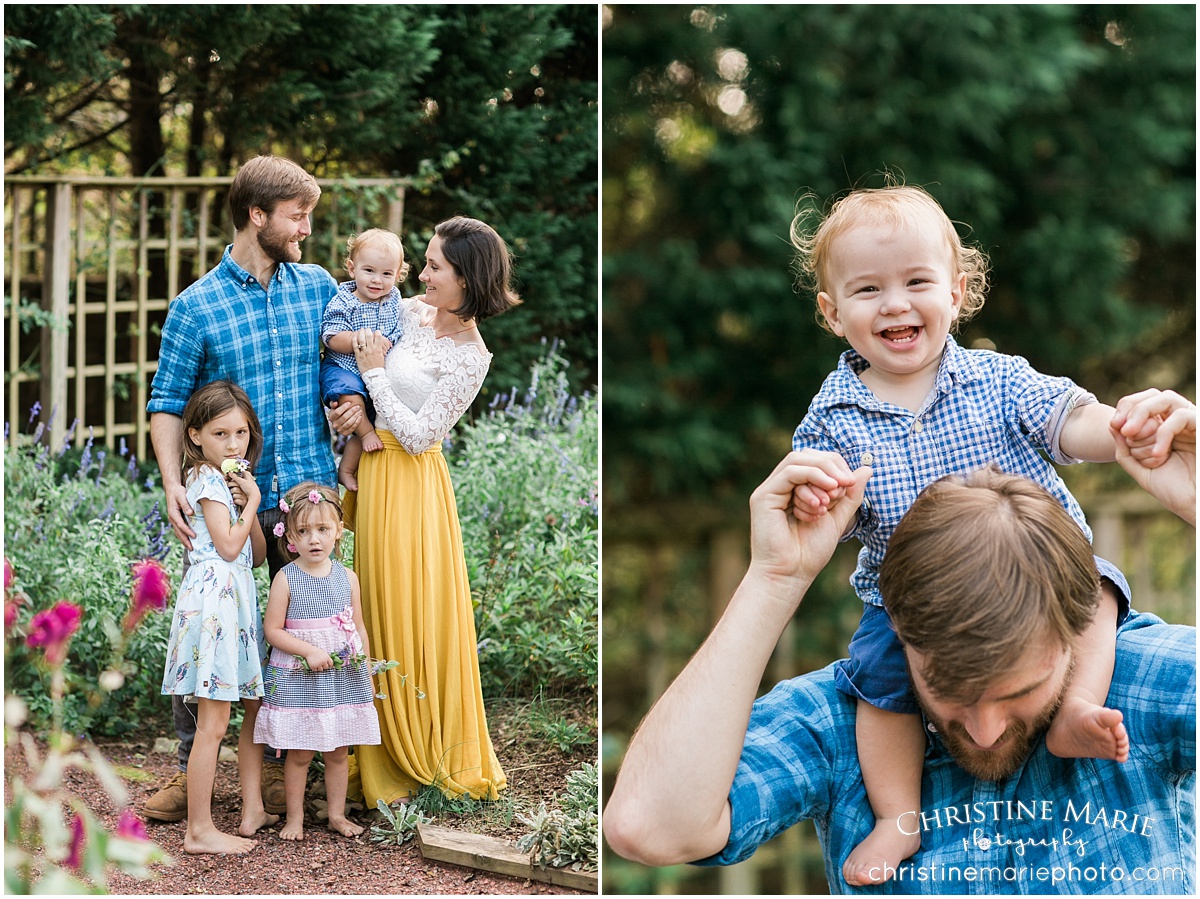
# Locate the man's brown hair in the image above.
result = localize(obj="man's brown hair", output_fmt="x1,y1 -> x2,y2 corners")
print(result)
227,156 -> 321,231
880,466 -> 1099,702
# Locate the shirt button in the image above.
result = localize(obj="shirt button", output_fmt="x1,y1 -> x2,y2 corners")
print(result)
861,451 -> 875,466
912,420 -> 925,434
277,424 -> 283,430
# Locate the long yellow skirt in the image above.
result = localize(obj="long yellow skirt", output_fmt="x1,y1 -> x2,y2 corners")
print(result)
343,431 -> 506,805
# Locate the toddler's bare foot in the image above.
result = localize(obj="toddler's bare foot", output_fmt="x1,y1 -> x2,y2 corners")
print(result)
328,815 -> 364,837
280,816 -> 305,841
239,809 -> 280,836
361,430 -> 384,453
184,827 -> 258,855
338,468 -> 359,492
1046,698 -> 1129,762
842,819 -> 920,886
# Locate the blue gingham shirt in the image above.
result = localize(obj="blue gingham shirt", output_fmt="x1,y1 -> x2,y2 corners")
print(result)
148,246 -> 338,507
698,607 -> 1197,894
794,337 -> 1094,607
321,281 -> 404,377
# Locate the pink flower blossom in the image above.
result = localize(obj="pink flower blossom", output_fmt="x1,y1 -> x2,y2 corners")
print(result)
273,522 -> 287,537
124,559 -> 170,633
26,601 -> 83,665
65,812 -> 86,869
278,498 -> 291,513
333,606 -> 357,636
308,490 -> 322,504
115,809 -> 148,841
287,543 -> 297,554
5,602 -> 18,634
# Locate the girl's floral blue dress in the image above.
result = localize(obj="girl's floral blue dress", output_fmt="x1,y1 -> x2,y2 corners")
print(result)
160,465 -> 266,701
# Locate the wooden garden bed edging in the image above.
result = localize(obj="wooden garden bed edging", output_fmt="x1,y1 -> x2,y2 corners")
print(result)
416,823 -> 598,892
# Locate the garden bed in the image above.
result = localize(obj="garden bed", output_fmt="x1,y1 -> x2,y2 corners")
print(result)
4,697 -> 596,895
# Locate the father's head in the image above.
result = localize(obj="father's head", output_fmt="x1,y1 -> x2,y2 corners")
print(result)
228,156 -> 321,264
881,466 -> 1100,779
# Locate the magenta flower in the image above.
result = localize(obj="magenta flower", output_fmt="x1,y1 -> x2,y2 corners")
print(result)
273,521 -> 287,537
5,602 -> 18,634
308,490 -> 322,504
26,601 -> 83,665
124,559 -> 170,633
65,812 -> 86,869
278,498 -> 291,513
115,809 -> 149,841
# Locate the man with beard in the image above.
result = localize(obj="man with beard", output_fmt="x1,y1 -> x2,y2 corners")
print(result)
605,390 -> 1195,893
144,155 -> 361,822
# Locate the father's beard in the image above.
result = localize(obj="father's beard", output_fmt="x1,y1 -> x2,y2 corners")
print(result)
916,655 -> 1074,781
257,218 -> 302,264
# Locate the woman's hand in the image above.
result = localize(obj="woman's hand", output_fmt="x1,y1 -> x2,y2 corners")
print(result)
352,328 -> 388,372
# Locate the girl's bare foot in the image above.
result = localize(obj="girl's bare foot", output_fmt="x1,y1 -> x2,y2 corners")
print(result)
842,819 -> 920,886
328,815 -> 364,837
280,816 -> 305,841
184,828 -> 258,855
1046,698 -> 1129,762
239,809 -> 281,836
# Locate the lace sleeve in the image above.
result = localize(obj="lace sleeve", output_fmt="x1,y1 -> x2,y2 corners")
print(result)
361,347 -> 490,454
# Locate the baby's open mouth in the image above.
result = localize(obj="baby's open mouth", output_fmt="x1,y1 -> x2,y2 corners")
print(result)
881,326 -> 920,343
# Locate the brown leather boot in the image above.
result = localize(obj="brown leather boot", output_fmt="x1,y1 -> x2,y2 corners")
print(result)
143,771 -> 189,822
262,762 -> 287,815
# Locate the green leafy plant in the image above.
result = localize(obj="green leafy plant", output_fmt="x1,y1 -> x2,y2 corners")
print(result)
368,799 -> 431,846
4,418 -> 179,736
451,345 -> 598,697
515,761 -> 598,872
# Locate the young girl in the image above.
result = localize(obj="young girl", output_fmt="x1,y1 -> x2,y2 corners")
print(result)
789,184 -> 1164,885
159,380 -> 276,855
253,483 -> 381,841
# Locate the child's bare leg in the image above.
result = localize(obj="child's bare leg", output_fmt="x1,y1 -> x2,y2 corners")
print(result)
236,699 -> 280,836
843,704 -> 923,886
338,436 -> 364,492
183,698 -> 256,855
1046,588 -> 1128,761
323,746 -> 363,837
280,749 -> 314,841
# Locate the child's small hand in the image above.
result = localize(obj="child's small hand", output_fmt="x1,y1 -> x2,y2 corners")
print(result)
375,331 -> 393,354
304,648 -> 334,672
227,469 -> 261,511
790,482 -> 841,523
1112,393 -> 1170,469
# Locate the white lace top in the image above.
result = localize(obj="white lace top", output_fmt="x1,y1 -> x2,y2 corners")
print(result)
360,296 -> 492,454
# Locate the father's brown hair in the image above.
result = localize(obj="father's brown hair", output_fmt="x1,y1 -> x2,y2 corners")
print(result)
880,466 -> 1099,702
228,156 -> 321,231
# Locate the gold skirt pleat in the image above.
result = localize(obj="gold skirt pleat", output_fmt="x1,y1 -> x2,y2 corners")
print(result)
344,430 -> 506,805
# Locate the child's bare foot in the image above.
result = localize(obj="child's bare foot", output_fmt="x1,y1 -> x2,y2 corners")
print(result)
361,430 -> 384,453
842,819 -> 920,886
328,815 -> 364,837
238,809 -> 280,836
338,468 -> 359,492
1046,697 -> 1129,762
184,827 -> 258,855
280,816 -> 305,841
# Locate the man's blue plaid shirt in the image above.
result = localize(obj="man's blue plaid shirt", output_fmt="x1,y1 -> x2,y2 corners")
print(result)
148,246 -> 338,507
698,606 -> 1197,894
793,337 -> 1094,607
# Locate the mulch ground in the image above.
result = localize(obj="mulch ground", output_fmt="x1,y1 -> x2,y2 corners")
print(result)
5,700 -> 597,895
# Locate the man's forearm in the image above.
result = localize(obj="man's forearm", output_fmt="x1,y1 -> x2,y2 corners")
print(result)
149,412 -> 184,486
604,565 -> 814,866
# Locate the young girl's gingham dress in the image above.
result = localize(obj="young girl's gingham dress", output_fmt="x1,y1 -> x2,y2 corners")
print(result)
253,560 -> 381,752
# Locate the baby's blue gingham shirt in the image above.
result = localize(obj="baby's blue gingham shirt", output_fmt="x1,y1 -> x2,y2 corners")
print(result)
148,246 -> 338,507
793,337 -> 1094,606
698,606 -> 1197,894
321,281 -> 405,377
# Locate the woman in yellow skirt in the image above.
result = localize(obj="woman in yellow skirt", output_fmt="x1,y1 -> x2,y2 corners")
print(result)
343,217 -> 521,804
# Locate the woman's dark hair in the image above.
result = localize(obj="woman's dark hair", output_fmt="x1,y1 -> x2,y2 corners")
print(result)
433,216 -> 522,322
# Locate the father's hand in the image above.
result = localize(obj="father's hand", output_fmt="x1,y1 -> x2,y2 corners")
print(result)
165,482 -> 196,551
1111,389 -> 1196,525
749,450 -> 871,587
